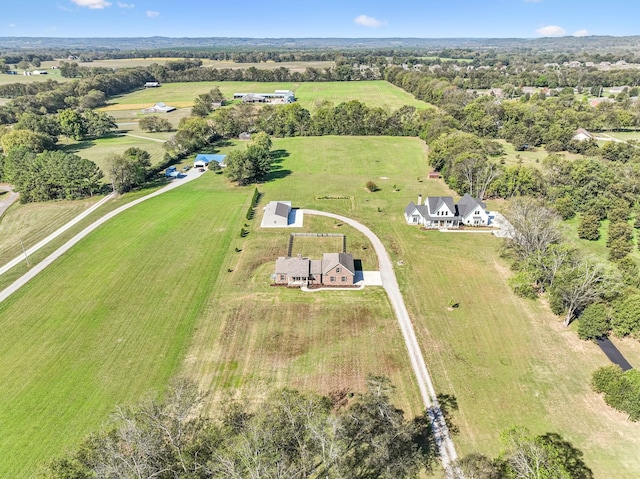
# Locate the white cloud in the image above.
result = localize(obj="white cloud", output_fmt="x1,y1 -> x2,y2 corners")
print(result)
536,25 -> 566,37
71,0 -> 112,9
354,14 -> 387,28
8,23 -> 15,28
573,29 -> 590,37
146,10 -> 159,18
117,1 -> 134,7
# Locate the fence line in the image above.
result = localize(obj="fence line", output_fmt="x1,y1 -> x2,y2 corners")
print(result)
287,233 -> 347,256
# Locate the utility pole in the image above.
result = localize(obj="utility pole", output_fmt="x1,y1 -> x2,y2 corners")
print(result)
19,237 -> 30,267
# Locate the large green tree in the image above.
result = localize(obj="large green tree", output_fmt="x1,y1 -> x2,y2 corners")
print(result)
107,147 -> 151,194
226,132 -> 274,185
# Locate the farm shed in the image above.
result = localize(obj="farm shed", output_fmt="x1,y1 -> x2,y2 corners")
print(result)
142,102 -> 176,113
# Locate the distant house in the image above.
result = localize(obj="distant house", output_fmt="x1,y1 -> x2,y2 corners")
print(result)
572,128 -> 595,142
404,194 -> 489,228
233,90 -> 296,104
428,171 -> 441,179
142,102 -> 176,113
239,132 -> 252,141
262,201 -> 291,227
274,252 -> 355,287
193,154 -> 227,168
144,81 -> 160,88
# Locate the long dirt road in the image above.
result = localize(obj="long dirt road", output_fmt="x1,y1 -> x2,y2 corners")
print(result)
304,209 -> 459,474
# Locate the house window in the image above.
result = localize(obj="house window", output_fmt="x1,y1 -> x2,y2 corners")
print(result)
341,276 -> 347,282
330,276 -> 335,282
280,275 -> 285,281
336,267 -> 341,273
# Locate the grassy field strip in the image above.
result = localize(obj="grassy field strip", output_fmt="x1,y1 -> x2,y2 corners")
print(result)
304,209 -> 459,471
0,172 -> 203,304
0,173 -> 249,476
0,193 -> 115,276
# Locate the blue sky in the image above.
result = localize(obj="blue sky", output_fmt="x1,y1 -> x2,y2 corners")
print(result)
0,0 -> 638,38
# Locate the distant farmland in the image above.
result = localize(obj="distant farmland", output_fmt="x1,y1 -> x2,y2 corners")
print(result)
100,80 -> 430,112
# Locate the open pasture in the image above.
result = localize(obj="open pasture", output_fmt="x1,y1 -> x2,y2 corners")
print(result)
0,176 -> 249,477
0,69 -> 69,87
1,135 -> 639,477
0,196 -> 100,264
240,136 -> 640,478
100,80 -> 430,113
61,132 -> 168,178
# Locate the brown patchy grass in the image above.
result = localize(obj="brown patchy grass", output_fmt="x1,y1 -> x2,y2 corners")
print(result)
290,235 -> 345,258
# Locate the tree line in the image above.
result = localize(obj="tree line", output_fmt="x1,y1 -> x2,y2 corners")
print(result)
40,377 -> 592,479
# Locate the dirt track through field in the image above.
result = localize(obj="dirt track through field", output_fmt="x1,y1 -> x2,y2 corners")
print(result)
304,209 -> 459,475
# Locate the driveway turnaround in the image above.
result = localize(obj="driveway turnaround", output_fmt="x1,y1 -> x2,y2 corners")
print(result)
0,169 -> 206,303
303,209 -> 459,474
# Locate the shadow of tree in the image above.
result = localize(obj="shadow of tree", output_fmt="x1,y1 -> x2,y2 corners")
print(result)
412,411 -> 439,473
61,139 -> 96,154
436,393 -> 459,436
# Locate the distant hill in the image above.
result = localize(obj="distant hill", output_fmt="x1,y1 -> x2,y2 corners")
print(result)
2,36 -> 640,52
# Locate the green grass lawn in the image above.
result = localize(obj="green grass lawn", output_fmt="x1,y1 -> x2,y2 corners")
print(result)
61,133 -> 168,179
0,196 -> 101,263
2,136 -> 639,477
495,139 -> 585,169
563,217 -> 640,262
0,69 -> 70,87
0,177 -> 250,477
101,80 -> 430,113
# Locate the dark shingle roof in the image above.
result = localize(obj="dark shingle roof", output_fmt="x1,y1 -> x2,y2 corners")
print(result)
427,196 -> 456,215
457,194 -> 485,217
322,253 -> 355,275
274,202 -> 290,218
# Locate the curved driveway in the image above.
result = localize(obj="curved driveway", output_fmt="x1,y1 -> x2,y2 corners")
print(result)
0,184 -> 19,219
0,170 -> 205,303
0,191 -> 458,473
304,209 -> 459,473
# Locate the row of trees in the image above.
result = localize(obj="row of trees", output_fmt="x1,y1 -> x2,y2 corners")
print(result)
40,378 -> 593,479
0,110 -> 116,152
41,377 -> 437,479
0,148 -> 103,202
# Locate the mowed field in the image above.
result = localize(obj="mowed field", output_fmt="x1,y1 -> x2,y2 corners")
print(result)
100,80 -> 430,112
0,179 -> 249,477
61,132 -> 169,178
2,136 -> 640,477
0,69 -> 70,86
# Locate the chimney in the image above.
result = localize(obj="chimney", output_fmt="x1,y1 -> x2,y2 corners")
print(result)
418,194 -> 423,205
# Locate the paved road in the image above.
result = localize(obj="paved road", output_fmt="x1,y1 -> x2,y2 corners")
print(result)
0,193 -> 115,276
0,169 -> 206,303
0,184 -> 19,218
304,209 -> 459,474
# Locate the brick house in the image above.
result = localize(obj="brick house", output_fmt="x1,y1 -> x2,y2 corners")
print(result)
274,253 -> 355,287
